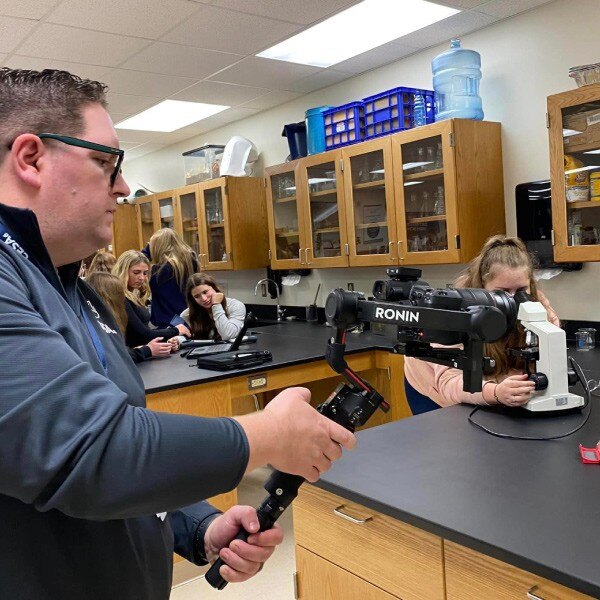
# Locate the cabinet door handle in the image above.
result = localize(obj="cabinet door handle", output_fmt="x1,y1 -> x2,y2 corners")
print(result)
526,586 -> 544,600
305,247 -> 311,264
333,505 -> 373,525
388,241 -> 396,261
397,240 -> 404,262
299,248 -> 304,265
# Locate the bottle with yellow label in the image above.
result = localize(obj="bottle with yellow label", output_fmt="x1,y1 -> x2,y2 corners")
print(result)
590,170 -> 600,201
565,154 -> 589,202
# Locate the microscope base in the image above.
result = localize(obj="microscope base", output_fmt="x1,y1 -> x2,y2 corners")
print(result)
523,392 -> 585,412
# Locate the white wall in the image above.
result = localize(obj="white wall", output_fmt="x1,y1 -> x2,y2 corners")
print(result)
123,0 -> 600,320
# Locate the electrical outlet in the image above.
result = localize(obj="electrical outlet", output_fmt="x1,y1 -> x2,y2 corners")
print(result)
261,283 -> 267,297
347,282 -> 355,291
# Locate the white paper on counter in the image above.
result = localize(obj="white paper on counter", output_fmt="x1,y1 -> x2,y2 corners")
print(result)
282,274 -> 301,286
534,268 -> 562,281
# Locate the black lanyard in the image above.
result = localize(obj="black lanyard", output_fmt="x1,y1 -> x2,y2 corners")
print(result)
0,221 -> 108,375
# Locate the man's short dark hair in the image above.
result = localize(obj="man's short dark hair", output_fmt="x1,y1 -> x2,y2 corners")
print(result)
0,68 -> 108,160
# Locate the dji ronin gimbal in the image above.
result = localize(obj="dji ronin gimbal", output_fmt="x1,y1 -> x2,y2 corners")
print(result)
205,267 -> 519,590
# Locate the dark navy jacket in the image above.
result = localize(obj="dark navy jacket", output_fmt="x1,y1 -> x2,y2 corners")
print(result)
0,204 -> 249,599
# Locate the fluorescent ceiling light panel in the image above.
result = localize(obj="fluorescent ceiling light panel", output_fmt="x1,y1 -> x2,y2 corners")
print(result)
257,0 -> 459,67
116,100 -> 229,132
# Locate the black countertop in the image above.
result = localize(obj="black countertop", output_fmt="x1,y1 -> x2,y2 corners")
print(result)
138,322 -> 396,394
316,351 -> 600,597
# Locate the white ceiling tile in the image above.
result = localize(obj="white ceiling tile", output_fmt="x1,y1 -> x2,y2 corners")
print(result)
434,0 -> 489,8
209,0 -> 361,25
400,10 -> 499,48
287,68 -> 350,93
45,0 -> 200,40
335,41 -> 420,74
172,80 -> 269,105
123,143 -> 167,162
119,141 -> 144,150
240,89 -> 302,110
209,56 -> 320,88
161,5 -> 302,55
101,68 -> 196,97
0,16 -> 38,53
119,42 -> 242,79
107,92 -> 158,116
4,56 -> 109,81
0,0 -> 60,20
114,128 -> 163,144
0,54 -> 8,64
476,0 -> 554,18
16,23 -> 151,67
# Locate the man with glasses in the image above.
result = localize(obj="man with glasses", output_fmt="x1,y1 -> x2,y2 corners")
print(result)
0,68 -> 355,600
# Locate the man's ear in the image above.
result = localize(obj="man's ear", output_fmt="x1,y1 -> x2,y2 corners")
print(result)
10,134 -> 46,189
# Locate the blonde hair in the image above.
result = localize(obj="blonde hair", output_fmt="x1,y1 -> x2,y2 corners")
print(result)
86,272 -> 128,335
87,251 -> 116,276
455,235 -> 539,378
112,250 -> 150,307
148,228 -> 195,289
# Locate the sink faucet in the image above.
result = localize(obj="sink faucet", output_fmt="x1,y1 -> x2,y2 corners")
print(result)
254,278 -> 285,321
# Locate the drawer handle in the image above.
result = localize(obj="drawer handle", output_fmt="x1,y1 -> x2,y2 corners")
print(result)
527,585 -> 544,600
333,505 -> 373,525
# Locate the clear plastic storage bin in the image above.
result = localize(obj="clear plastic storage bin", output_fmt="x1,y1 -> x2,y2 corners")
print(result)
183,145 -> 225,184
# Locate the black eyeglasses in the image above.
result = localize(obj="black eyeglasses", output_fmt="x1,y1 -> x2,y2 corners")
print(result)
37,133 -> 124,187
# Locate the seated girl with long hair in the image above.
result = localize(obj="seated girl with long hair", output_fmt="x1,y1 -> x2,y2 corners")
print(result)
181,273 -> 246,341
112,250 -> 190,348
86,272 -> 176,362
404,235 -> 560,415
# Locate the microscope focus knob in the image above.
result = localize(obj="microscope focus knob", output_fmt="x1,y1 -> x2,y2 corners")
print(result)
528,372 -> 548,391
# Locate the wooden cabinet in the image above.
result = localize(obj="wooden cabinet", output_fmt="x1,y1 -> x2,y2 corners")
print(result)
445,541 -> 594,600
293,485 -> 445,600
547,83 -> 600,262
127,177 -> 268,269
265,151 -> 348,269
265,119 -> 505,269
295,545 -> 398,600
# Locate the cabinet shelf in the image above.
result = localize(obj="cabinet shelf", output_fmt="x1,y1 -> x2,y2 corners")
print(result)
353,180 -> 385,190
313,227 -> 340,234
208,223 -> 224,229
274,196 -> 297,204
404,168 -> 444,181
566,200 -> 600,209
408,215 -> 446,224
276,230 -> 300,238
184,227 -> 199,232
563,139 -> 600,154
355,221 -> 388,229
310,189 -> 337,198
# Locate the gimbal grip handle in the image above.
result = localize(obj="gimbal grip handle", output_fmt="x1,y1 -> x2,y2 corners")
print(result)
204,528 -> 251,590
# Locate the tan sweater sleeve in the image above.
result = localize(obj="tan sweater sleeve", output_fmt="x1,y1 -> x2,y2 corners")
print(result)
404,356 -> 495,407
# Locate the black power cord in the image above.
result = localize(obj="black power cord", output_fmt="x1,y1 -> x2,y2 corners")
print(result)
468,358 -> 592,440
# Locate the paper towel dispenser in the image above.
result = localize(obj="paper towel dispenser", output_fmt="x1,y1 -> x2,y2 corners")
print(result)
515,179 -> 582,271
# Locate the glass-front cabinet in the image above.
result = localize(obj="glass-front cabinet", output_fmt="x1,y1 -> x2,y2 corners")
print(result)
157,191 -> 176,231
135,196 -> 157,248
342,139 -> 397,266
391,120 -> 461,264
198,179 -> 233,271
548,84 -> 600,261
297,150 -> 348,268
265,161 -> 305,269
176,184 -> 200,256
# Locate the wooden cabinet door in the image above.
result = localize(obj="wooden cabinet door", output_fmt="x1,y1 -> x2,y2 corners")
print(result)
135,196 -> 158,248
197,178 -> 233,271
265,160 -> 307,269
297,150 -> 349,267
445,540 -> 594,600
174,184 -> 201,258
295,545 -> 399,600
548,83 -> 600,262
342,138 -> 399,267
294,485 -> 445,600
391,120 -> 461,264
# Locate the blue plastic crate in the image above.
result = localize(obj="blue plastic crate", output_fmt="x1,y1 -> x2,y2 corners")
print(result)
323,101 -> 365,150
363,87 -> 434,140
